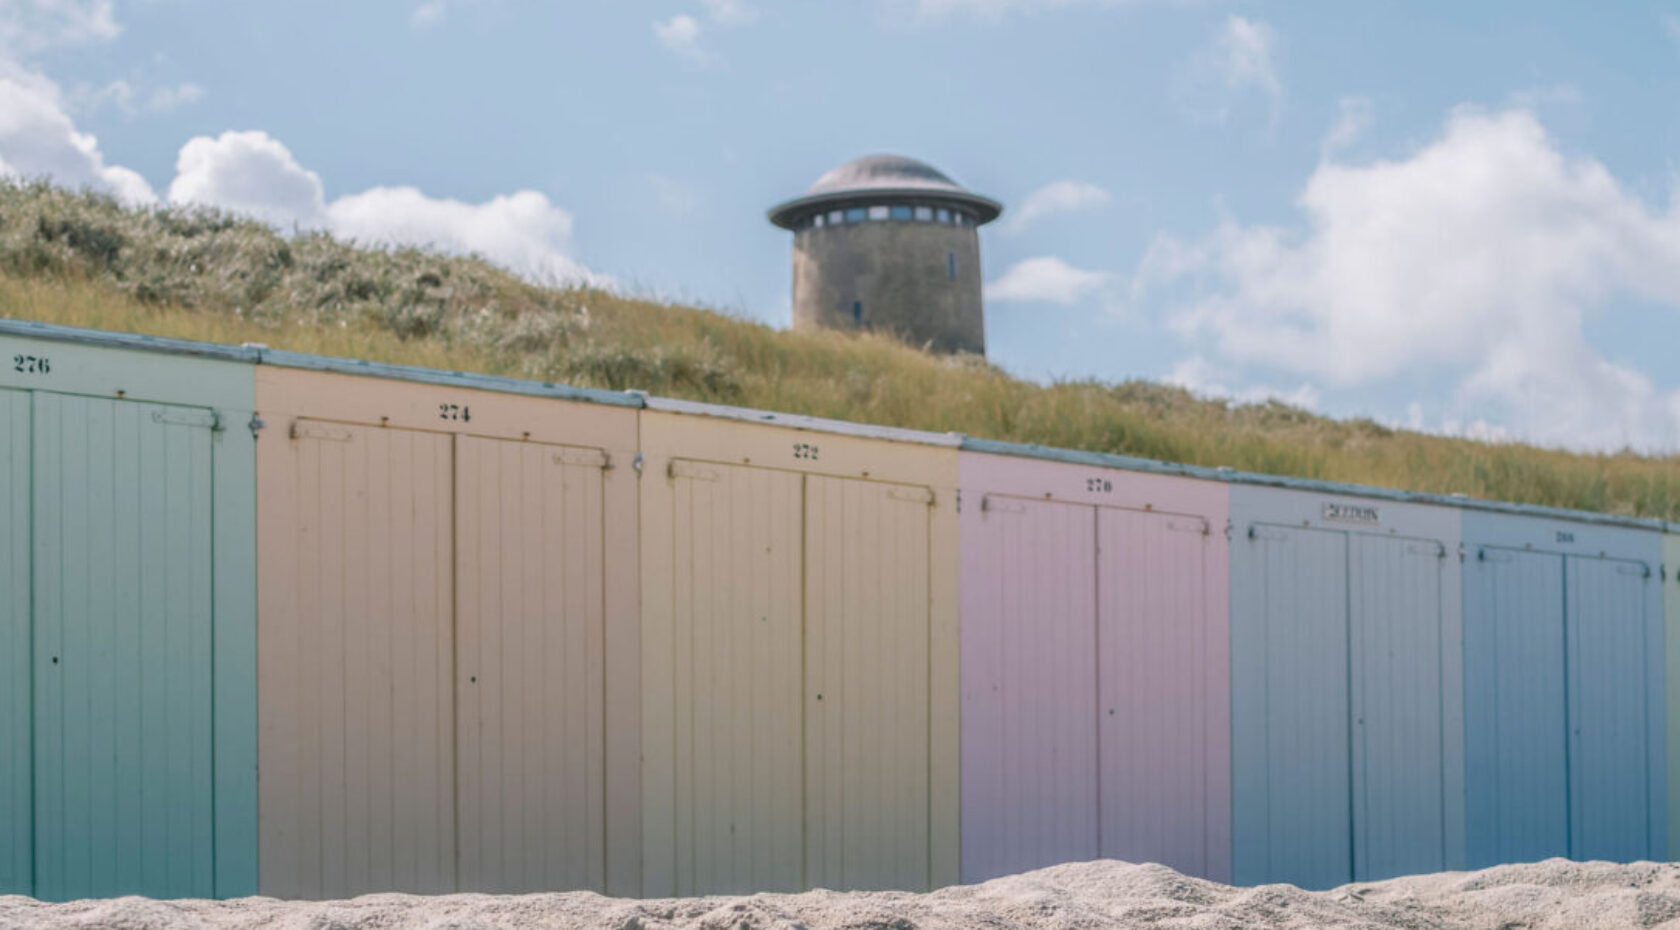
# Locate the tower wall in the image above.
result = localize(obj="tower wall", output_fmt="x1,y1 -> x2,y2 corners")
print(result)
791,220 -> 985,356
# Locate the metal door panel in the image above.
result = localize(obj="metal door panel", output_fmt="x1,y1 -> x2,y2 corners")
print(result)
960,496 -> 1097,882
1464,548 -> 1567,867
0,391 -> 27,895
806,474 -> 933,891
261,421 -> 455,897
456,436 -> 608,893
1350,535 -> 1447,880
1098,509 -> 1215,877
1567,556 -> 1655,861
32,393 -> 215,900
667,461 -> 804,895
1231,524 -> 1350,889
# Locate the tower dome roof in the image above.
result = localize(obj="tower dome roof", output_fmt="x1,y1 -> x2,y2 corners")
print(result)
769,154 -> 1002,229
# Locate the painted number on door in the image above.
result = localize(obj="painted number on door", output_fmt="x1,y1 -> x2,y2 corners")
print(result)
439,403 -> 471,422
1086,477 -> 1113,493
793,442 -> 820,461
12,354 -> 50,374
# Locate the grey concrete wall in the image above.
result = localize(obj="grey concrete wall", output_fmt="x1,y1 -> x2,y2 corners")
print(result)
791,221 -> 985,355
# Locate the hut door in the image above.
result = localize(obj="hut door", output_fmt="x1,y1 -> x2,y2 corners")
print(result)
263,421 -> 456,898
960,496 -> 1097,883
1464,548 -> 1567,868
1566,556 -> 1656,862
665,460 -> 804,895
804,475 -> 933,892
31,394 -> 217,900
0,390 -> 27,896
1233,524 -> 1351,890
455,437 -> 609,893
1096,509 -> 1213,878
1349,535 -> 1448,881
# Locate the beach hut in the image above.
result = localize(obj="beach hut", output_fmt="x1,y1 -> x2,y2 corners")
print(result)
956,441 -> 1231,884
253,356 -> 643,899
1229,483 -> 1464,889
637,398 -> 961,896
0,321 -> 259,901
1462,508 -> 1666,869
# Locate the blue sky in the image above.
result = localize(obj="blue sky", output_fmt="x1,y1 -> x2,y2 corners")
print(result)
3,1 -> 1680,451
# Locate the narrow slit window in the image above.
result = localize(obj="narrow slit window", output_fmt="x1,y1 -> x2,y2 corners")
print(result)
947,253 -> 957,281
852,301 -> 863,325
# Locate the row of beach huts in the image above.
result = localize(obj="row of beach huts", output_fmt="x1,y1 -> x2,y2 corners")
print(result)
0,319 -> 1673,902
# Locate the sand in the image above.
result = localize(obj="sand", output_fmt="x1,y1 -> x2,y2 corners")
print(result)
5,858 -> 1680,930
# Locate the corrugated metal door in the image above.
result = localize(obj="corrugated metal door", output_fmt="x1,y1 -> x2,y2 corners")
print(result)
1350,535 -> 1447,881
961,496 -> 1097,883
456,436 -> 608,893
1464,548 -> 1567,867
1567,555 -> 1654,862
666,460 -> 804,895
1097,509 -> 1213,877
806,474 -> 932,891
1233,524 -> 1350,889
264,420 -> 455,898
0,390 -> 27,895
32,394 -> 216,900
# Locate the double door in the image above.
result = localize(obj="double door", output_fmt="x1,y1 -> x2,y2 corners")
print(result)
961,496 -> 1220,883
260,420 -> 610,898
660,460 -> 936,894
1465,548 -> 1657,866
2,389 -> 218,900
1235,525 -> 1452,888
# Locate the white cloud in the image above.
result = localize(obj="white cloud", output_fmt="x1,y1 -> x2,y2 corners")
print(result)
700,0 -> 756,26
1167,355 -> 1321,410
167,130 -> 602,285
986,256 -> 1115,305
168,130 -> 326,228
898,0 -> 1176,24
1004,180 -> 1111,234
0,0 -> 117,53
1141,107 -> 1680,451
80,79 -> 205,117
1178,15 -> 1282,127
1320,96 -> 1371,157
0,64 -> 155,204
653,14 -> 713,65
411,0 -> 446,26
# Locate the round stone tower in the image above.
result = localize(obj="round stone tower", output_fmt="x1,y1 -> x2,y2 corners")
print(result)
769,154 -> 1002,356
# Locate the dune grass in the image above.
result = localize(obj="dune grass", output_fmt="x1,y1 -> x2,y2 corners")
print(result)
2,180 -> 1677,519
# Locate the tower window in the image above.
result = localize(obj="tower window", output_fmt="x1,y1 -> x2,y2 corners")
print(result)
914,206 -> 933,221
852,301 -> 863,325
890,205 -> 913,221
829,210 -> 845,225
845,207 -> 867,223
947,253 -> 957,281
936,208 -> 951,224
813,213 -> 825,228
868,205 -> 890,221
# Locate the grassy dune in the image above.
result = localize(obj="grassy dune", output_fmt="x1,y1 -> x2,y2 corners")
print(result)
2,181 -> 1677,519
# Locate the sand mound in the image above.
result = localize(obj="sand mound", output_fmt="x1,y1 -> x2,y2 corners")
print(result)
5,859 -> 1680,930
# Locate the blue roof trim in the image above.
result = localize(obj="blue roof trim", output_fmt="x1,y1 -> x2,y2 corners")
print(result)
960,436 -> 1669,532
255,348 -> 645,408
0,318 -> 261,363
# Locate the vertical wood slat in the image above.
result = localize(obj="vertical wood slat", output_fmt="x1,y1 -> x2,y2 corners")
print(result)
261,421 -> 455,898
666,462 -> 803,894
959,497 -> 1097,883
0,391 -> 28,895
456,436 -> 608,893
1097,510 -> 1215,878
30,395 -> 215,900
805,474 -> 932,892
